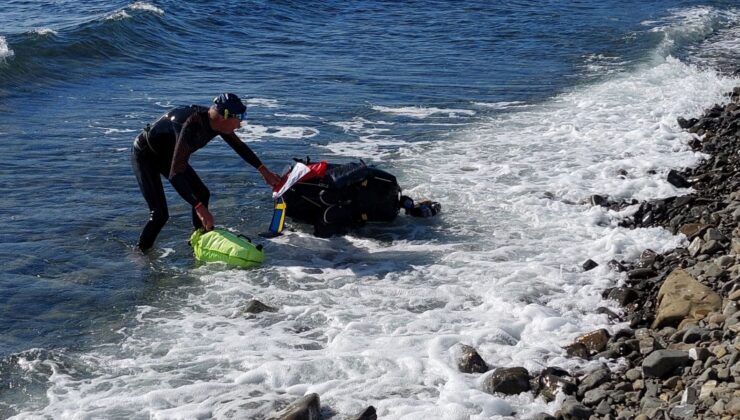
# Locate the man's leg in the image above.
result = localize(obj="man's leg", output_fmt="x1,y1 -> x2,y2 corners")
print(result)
181,165 -> 210,229
132,147 -> 169,250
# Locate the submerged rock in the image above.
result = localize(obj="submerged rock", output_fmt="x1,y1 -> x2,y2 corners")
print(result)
243,299 -> 279,314
273,393 -> 321,420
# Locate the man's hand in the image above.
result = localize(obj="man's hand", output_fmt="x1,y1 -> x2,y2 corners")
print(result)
194,203 -> 214,231
258,165 -> 282,187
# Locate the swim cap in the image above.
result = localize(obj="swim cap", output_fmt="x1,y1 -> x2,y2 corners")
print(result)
213,93 -> 247,116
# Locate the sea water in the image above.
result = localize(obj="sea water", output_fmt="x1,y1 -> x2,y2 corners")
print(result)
1,1 -> 739,418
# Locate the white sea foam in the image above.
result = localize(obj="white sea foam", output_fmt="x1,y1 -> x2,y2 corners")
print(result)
248,97 -> 280,108
129,1 -> 165,15
12,23 -> 740,420
0,36 -> 14,60
32,28 -> 57,36
240,123 -> 319,140
372,105 -> 476,118
644,6 -> 740,59
105,10 -> 131,21
472,101 -> 531,110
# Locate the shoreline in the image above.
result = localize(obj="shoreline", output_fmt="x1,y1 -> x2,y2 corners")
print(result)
267,89 -> 740,420
539,88 -> 740,420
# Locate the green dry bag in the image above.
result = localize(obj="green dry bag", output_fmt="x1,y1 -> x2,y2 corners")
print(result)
189,229 -> 264,268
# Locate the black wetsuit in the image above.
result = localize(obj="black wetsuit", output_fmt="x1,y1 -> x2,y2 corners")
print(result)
131,105 -> 262,250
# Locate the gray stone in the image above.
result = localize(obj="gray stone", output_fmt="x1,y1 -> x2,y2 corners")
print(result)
483,366 -> 530,395
583,387 -> 609,406
701,262 -> 724,278
689,347 -> 712,361
682,387 -> 699,404
715,255 -> 736,269
639,396 -> 664,411
669,404 -> 696,419
555,398 -> 592,419
710,399 -> 725,415
578,367 -> 610,395
701,240 -> 724,255
642,350 -> 690,379
564,342 -> 590,359
727,397 -> 740,415
703,228 -> 726,242
682,326 -> 707,344
688,237 -> 705,257
273,393 -> 320,420
625,368 -> 642,381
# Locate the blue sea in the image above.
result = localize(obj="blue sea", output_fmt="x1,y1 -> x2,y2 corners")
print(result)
1,1 -> 739,418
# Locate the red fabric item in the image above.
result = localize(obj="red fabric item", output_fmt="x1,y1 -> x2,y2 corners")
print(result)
302,161 -> 328,181
272,161 -> 328,194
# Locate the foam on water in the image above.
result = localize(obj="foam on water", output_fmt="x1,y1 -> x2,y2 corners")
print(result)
13,52 -> 738,418
372,105 -> 476,119
129,2 -> 165,15
31,28 -> 57,36
0,36 -> 14,60
240,124 -> 319,141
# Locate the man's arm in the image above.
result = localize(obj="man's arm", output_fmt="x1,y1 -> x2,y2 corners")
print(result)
222,132 -> 281,186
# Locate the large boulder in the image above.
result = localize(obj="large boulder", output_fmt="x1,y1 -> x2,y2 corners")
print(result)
652,269 -> 722,329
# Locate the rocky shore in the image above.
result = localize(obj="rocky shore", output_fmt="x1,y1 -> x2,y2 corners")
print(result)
259,90 -> 740,419
523,88 -> 740,419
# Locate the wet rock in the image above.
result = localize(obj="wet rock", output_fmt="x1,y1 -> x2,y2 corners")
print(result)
677,117 -> 698,129
582,259 -> 598,271
606,287 -> 639,306
483,367 -> 530,395
575,329 -> 610,354
529,414 -> 556,420
536,367 -> 576,402
564,342 -> 590,359
642,350 -> 690,379
243,299 -> 278,314
627,268 -> 657,281
349,406 -> 376,420
273,393 -> 321,420
590,195 -> 608,207
667,170 -> 691,188
456,344 -> 488,374
652,269 -> 722,329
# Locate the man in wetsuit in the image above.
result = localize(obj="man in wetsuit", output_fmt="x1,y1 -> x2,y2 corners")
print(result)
132,93 -> 281,251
